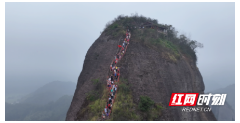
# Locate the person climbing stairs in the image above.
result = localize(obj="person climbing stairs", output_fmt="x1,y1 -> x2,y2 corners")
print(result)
101,30 -> 131,120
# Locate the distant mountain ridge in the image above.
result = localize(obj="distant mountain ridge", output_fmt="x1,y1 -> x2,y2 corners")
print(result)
207,84 -> 235,121
206,84 -> 235,110
6,95 -> 73,121
20,81 -> 76,105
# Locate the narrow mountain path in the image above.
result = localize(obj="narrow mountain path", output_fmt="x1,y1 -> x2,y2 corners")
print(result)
101,30 -> 131,120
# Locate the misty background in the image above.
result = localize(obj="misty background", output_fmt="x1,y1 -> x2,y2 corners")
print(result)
5,2 -> 235,121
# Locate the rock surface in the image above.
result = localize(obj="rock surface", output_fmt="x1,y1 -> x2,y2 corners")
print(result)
66,33 -> 123,121
66,31 -> 217,121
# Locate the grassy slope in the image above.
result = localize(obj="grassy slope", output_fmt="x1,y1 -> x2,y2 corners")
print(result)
79,78 -> 164,121
132,28 -> 181,63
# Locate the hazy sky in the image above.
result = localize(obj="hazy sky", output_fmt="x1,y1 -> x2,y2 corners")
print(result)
5,2 -> 235,93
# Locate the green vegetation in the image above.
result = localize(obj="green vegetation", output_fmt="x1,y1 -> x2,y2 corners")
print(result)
146,103 -> 164,120
103,21 -> 126,39
76,78 -> 110,120
80,77 -> 164,121
138,96 -> 163,121
109,78 -> 140,121
118,83 -> 130,94
77,83 -> 108,121
138,96 -> 154,112
78,78 -> 140,121
92,79 -> 99,85
103,13 -> 203,63
110,79 -> 163,121
85,79 -> 102,102
138,95 -> 164,120
132,28 -> 181,62
86,91 -> 99,102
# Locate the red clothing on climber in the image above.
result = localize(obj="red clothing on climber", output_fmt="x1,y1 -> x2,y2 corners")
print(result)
117,73 -> 120,77
118,45 -> 122,48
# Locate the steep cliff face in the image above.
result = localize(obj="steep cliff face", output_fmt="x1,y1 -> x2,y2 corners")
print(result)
66,33 -> 123,121
66,16 -> 216,121
117,38 -> 216,120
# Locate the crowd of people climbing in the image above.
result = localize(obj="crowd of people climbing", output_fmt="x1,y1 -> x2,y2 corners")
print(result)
102,29 -> 131,119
